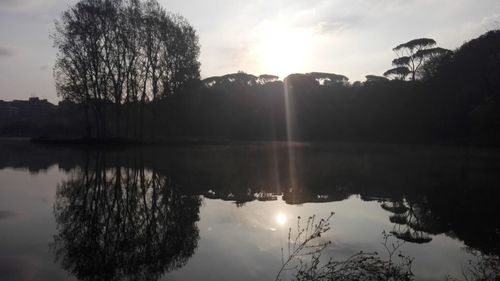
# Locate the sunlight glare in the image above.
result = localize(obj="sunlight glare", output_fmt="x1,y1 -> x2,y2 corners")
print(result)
275,212 -> 288,226
251,21 -> 313,78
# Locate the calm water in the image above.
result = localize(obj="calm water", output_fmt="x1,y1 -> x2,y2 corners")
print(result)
0,139 -> 499,281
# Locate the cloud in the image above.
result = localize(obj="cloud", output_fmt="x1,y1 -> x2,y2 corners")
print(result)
0,0 -> 18,8
313,15 -> 363,35
0,0 -> 31,10
469,13 -> 500,34
0,210 -> 16,220
0,46 -> 16,58
0,0 -> 55,12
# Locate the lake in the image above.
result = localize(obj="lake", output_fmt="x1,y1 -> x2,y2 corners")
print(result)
0,139 -> 499,281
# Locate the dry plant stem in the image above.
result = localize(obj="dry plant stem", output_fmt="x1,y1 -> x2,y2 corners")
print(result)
275,212 -> 334,281
276,213 -> 415,281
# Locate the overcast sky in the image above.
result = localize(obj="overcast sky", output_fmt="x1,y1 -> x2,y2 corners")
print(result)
0,0 -> 499,102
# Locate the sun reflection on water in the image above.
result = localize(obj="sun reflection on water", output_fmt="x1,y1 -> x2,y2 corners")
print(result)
275,212 -> 288,226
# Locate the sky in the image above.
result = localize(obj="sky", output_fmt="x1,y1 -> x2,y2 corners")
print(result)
0,0 -> 499,103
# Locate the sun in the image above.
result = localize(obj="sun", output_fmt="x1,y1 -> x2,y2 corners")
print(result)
251,22 -> 313,79
275,212 -> 288,226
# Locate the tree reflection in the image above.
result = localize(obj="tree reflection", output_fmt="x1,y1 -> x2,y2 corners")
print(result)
381,200 -> 436,244
52,154 -> 201,281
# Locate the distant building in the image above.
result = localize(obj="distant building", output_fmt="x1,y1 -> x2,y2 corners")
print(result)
0,97 -> 56,123
0,103 -> 19,120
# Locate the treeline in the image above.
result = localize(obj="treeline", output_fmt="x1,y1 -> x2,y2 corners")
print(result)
164,29 -> 498,144
116,30 -> 499,143
4,0 -> 500,144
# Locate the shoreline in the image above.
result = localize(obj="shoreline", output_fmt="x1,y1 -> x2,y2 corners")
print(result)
23,136 -> 500,148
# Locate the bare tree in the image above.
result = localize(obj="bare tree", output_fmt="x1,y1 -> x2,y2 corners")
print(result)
53,0 -> 200,139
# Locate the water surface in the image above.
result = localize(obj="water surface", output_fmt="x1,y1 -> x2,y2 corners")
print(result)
0,140 -> 499,281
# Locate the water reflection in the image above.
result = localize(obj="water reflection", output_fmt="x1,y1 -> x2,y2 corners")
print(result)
0,140 -> 499,279
52,153 -> 201,281
382,200 -> 433,244
275,212 -> 288,226
9,142 -> 497,257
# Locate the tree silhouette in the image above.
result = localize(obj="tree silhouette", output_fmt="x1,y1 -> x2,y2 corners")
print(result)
386,38 -> 451,81
53,0 -> 200,138
365,75 -> 389,84
383,67 -> 411,80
